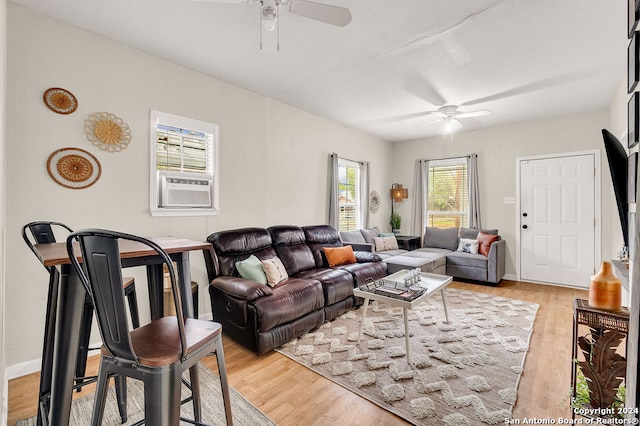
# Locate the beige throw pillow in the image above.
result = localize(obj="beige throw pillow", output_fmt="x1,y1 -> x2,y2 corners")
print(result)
373,236 -> 399,252
261,257 -> 288,287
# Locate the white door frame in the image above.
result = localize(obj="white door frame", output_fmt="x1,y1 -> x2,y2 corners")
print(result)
515,149 -> 601,285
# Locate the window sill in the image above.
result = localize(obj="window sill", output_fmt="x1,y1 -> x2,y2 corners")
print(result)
150,207 -> 219,217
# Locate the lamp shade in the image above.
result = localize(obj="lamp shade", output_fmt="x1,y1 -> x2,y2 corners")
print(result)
390,183 -> 408,202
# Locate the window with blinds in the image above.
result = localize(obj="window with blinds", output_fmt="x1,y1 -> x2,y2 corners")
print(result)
338,158 -> 361,231
149,110 -> 219,217
427,158 -> 469,228
156,125 -> 211,174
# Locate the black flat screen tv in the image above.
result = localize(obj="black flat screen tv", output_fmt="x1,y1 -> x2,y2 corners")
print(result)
602,129 -> 629,247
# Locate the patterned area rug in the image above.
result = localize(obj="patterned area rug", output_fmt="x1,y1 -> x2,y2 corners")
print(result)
17,364 -> 275,426
276,287 -> 539,425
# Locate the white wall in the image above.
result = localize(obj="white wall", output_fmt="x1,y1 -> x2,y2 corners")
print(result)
0,0 -> 7,421
391,109 -> 615,278
4,3 -> 392,368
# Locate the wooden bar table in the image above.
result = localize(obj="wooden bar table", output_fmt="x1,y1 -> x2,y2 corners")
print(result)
31,236 -> 212,426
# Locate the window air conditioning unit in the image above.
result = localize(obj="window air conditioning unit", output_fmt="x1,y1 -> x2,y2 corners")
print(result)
159,171 -> 213,208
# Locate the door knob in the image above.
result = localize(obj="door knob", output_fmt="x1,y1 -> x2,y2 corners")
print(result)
522,212 -> 528,217
522,225 -> 528,229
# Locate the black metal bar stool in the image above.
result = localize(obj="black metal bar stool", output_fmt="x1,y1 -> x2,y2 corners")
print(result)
67,228 -> 232,425
22,221 -> 141,423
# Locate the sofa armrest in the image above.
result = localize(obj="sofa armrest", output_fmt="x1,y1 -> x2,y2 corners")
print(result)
346,242 -> 373,252
487,239 -> 506,283
354,250 -> 382,263
210,276 -> 273,302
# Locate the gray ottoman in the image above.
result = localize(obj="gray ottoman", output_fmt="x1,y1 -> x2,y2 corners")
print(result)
385,250 -> 447,275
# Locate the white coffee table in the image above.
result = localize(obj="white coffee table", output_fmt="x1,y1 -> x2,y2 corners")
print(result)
353,270 -> 453,364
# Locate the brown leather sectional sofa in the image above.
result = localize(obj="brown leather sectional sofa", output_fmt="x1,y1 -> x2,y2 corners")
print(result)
204,224 -> 388,355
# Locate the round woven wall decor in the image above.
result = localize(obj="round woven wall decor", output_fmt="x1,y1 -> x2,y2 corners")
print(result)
84,112 -> 131,152
47,148 -> 101,189
43,87 -> 78,115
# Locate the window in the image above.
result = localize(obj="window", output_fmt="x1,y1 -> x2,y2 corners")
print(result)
427,158 -> 469,228
338,158 -> 361,231
149,110 -> 219,217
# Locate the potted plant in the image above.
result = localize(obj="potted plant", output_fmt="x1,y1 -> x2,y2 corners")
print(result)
390,211 -> 402,234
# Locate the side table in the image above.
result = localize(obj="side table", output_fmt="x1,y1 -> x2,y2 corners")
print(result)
571,299 -> 629,418
395,235 -> 421,251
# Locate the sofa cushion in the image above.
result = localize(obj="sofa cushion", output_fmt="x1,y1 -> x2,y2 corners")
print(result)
294,267 -> 354,305
269,225 -> 317,274
207,227 -> 277,277
457,238 -> 479,255
477,231 -> 501,256
302,225 -> 344,268
374,249 -> 408,259
459,227 -> 499,239
374,236 -> 399,251
261,257 -> 289,286
252,278 -> 324,332
360,227 -> 381,245
236,255 -> 268,284
340,230 -> 366,244
446,251 -> 488,268
323,245 -> 357,267
423,227 -> 459,251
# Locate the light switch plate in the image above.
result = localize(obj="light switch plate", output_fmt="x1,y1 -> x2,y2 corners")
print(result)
504,197 -> 516,204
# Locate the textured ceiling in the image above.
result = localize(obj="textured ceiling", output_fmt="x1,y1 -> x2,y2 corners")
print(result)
11,0 -> 627,142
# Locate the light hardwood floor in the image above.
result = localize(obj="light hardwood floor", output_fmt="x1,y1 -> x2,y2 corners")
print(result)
7,280 -> 589,425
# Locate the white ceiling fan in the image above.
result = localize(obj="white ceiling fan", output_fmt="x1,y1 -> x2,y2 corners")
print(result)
190,0 -> 352,50
413,105 -> 490,131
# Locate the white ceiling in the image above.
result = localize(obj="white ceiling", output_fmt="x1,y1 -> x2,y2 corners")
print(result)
11,0 -> 627,142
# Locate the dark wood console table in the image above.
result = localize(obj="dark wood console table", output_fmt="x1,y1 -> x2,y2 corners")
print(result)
571,299 -> 629,418
395,235 -> 420,251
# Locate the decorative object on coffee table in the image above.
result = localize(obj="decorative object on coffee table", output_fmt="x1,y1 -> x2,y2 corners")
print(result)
84,111 -> 131,152
46,147 -> 101,189
43,87 -> 78,115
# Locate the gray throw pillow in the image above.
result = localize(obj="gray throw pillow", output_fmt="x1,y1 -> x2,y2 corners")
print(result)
360,227 -> 381,244
340,230 -> 366,244
423,227 -> 459,251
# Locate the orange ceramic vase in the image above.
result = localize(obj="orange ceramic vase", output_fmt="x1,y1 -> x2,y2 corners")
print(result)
588,261 -> 622,311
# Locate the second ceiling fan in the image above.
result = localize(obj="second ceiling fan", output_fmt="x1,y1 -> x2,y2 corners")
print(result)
414,105 -> 491,131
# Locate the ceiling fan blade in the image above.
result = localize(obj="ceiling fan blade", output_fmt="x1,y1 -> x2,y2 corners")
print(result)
412,118 -> 444,128
455,109 -> 490,119
287,0 -> 352,27
364,110 -> 438,126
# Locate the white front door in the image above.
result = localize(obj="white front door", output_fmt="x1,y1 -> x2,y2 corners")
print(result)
519,153 -> 597,287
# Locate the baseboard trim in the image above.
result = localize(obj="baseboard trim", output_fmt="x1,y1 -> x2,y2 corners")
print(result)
6,312 -> 214,381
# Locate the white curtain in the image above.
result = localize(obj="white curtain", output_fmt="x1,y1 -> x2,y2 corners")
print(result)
360,161 -> 370,229
468,153 -> 482,229
328,153 -> 339,228
411,159 -> 429,238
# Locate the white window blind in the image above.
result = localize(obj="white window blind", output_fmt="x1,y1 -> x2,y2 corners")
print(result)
427,158 -> 469,228
156,124 -> 212,174
338,158 -> 362,231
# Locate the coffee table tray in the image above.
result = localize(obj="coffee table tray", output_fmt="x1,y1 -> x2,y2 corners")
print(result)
358,270 -> 428,301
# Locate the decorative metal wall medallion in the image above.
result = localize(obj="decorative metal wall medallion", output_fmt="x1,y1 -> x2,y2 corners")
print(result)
370,191 -> 381,213
47,148 -> 101,189
43,87 -> 78,114
84,112 -> 131,152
